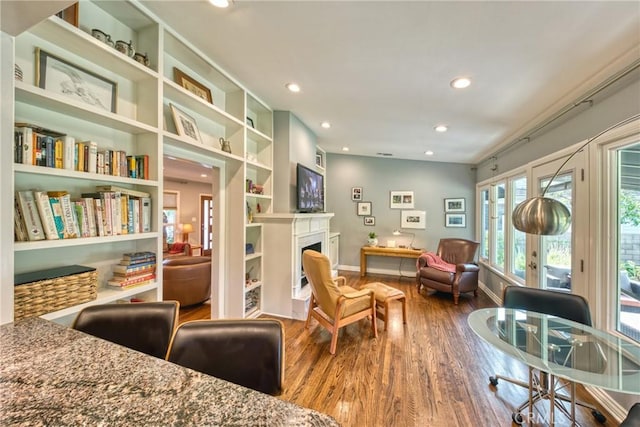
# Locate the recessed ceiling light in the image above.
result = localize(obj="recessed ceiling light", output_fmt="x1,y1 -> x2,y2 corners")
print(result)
200,174 -> 208,178
342,147 -> 350,152
425,150 -> 434,156
209,0 -> 230,8
434,125 -> 448,132
450,77 -> 471,89
321,121 -> 331,129
285,83 -> 301,93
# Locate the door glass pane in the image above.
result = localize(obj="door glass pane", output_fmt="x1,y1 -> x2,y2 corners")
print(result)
510,177 -> 527,280
617,142 -> 640,343
495,183 -> 506,270
540,173 -> 572,291
480,189 -> 490,259
202,197 -> 213,252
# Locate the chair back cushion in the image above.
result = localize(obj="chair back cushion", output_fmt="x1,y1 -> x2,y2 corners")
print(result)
503,286 -> 592,326
437,239 -> 479,265
72,301 -> 179,359
302,250 -> 343,318
167,319 -> 284,395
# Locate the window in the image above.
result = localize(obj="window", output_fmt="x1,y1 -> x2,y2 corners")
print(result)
477,173 -> 527,279
509,176 -> 527,281
616,142 -> 640,343
163,191 -> 179,245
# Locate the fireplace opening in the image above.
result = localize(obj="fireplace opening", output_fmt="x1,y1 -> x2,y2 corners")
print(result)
301,242 -> 322,288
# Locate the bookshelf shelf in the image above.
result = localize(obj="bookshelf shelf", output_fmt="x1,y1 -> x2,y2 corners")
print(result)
13,164 -> 160,186
13,232 -> 158,252
245,252 -> 262,262
244,280 -> 262,293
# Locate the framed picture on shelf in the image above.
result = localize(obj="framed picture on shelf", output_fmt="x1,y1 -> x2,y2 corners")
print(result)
357,201 -> 372,216
56,2 -> 79,27
36,48 -> 117,113
364,216 -> 375,226
445,213 -> 466,227
401,210 -> 426,229
170,103 -> 202,143
444,198 -> 465,212
315,153 -> 325,168
246,117 -> 255,128
173,68 -> 212,103
390,191 -> 414,209
351,187 -> 362,201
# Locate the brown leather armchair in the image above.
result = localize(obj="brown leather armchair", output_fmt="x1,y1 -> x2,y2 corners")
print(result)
416,238 -> 479,305
163,256 -> 211,307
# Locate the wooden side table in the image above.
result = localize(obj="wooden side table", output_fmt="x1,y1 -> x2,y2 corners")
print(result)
360,246 -> 423,277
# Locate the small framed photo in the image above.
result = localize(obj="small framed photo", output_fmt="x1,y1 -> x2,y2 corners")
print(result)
445,213 -> 466,227
173,67 -> 212,104
170,103 -> 202,143
364,216 -> 375,226
401,210 -> 426,229
390,191 -> 414,209
315,153 -> 325,169
246,117 -> 255,128
357,201 -> 372,216
351,187 -> 362,201
36,48 -> 117,113
444,198 -> 465,212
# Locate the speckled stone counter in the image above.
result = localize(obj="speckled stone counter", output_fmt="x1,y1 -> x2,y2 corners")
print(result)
0,318 -> 340,426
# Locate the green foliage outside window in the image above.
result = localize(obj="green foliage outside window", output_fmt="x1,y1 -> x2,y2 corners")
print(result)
620,190 -> 640,226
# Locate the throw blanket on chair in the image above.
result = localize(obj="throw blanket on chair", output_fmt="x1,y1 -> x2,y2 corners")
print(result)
419,252 -> 456,273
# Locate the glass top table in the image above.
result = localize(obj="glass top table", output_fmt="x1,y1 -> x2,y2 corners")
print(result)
468,307 -> 640,395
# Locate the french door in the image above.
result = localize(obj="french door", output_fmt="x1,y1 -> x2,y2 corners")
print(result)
527,149 -> 588,297
200,195 -> 213,256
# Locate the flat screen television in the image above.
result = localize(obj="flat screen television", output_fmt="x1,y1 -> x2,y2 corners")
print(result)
297,163 -> 324,213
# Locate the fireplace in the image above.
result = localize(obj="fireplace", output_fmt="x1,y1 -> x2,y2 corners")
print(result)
300,241 -> 322,288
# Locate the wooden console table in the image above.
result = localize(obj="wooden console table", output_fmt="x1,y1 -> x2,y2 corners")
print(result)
360,246 -> 424,277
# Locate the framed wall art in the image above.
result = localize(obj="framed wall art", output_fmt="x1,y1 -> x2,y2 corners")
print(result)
173,67 -> 212,103
444,198 -> 465,212
364,216 -> 375,226
170,103 -> 202,143
401,210 -> 426,229
351,187 -> 362,201
36,48 -> 117,113
390,191 -> 414,209
445,213 -> 466,227
357,201 -> 372,216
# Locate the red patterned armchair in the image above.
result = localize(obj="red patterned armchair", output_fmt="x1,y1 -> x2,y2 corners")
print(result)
416,238 -> 479,305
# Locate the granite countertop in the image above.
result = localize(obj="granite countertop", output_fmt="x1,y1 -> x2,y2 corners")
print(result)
0,318 -> 339,426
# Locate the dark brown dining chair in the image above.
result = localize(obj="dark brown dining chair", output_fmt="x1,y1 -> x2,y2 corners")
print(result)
72,301 -> 179,359
166,319 -> 285,395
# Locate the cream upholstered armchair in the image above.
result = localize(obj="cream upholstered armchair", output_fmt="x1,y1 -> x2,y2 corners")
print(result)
416,238 -> 479,305
302,250 -> 377,355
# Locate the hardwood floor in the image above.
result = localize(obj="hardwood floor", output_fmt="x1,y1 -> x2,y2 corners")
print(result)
178,272 -> 615,427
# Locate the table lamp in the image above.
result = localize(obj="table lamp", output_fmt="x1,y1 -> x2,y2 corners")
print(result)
393,229 -> 415,249
181,223 -> 194,243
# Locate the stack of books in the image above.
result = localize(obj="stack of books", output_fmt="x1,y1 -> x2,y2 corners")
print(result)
108,251 -> 156,290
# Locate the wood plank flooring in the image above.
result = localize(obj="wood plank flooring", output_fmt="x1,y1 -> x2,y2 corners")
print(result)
178,271 -> 615,427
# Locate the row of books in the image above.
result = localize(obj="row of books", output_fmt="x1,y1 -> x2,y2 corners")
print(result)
15,186 -> 152,242
108,251 -> 157,290
14,123 -> 150,180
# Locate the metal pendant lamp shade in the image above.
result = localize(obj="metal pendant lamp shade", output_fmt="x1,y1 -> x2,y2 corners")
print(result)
512,196 -> 571,235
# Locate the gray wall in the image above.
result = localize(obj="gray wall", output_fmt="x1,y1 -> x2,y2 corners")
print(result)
326,154 -> 476,272
273,111 -> 319,213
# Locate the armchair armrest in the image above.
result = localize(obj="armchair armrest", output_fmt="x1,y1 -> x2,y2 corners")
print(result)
335,276 -> 348,287
456,263 -> 479,273
416,253 -> 429,270
341,289 -> 374,299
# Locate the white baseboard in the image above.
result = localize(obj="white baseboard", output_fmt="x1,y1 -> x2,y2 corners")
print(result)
479,280 -> 502,306
338,264 -> 417,278
586,386 -> 626,424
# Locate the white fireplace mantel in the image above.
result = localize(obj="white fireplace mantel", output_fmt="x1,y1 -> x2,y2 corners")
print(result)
255,213 -> 334,319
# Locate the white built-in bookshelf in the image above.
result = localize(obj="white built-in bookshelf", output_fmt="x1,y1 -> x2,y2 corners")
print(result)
2,0 -> 273,324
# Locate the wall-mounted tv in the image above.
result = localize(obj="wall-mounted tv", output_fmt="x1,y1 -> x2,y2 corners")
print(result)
297,163 -> 324,213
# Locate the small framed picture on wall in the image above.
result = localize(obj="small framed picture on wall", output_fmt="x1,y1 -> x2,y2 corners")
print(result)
444,198 -> 465,212
364,216 -> 375,226
357,201 -> 372,216
445,213 -> 466,227
352,187 -> 362,201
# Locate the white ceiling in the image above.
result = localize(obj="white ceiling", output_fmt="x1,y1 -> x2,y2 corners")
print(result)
143,1 -> 640,166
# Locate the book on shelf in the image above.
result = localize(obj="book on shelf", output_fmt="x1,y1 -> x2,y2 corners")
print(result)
15,190 -> 45,241
112,261 -> 156,276
95,185 -> 150,199
47,191 -> 79,238
122,251 -> 156,261
14,197 -> 29,242
107,272 -> 156,289
47,195 -> 66,239
63,135 -> 75,170
54,138 -> 63,169
86,141 -> 98,174
141,197 -> 151,233
14,126 -> 32,165
73,200 -> 90,238
33,191 -> 60,240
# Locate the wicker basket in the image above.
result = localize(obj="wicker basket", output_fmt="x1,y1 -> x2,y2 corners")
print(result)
14,268 -> 98,320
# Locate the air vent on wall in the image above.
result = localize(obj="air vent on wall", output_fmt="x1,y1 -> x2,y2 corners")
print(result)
376,152 -> 393,157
